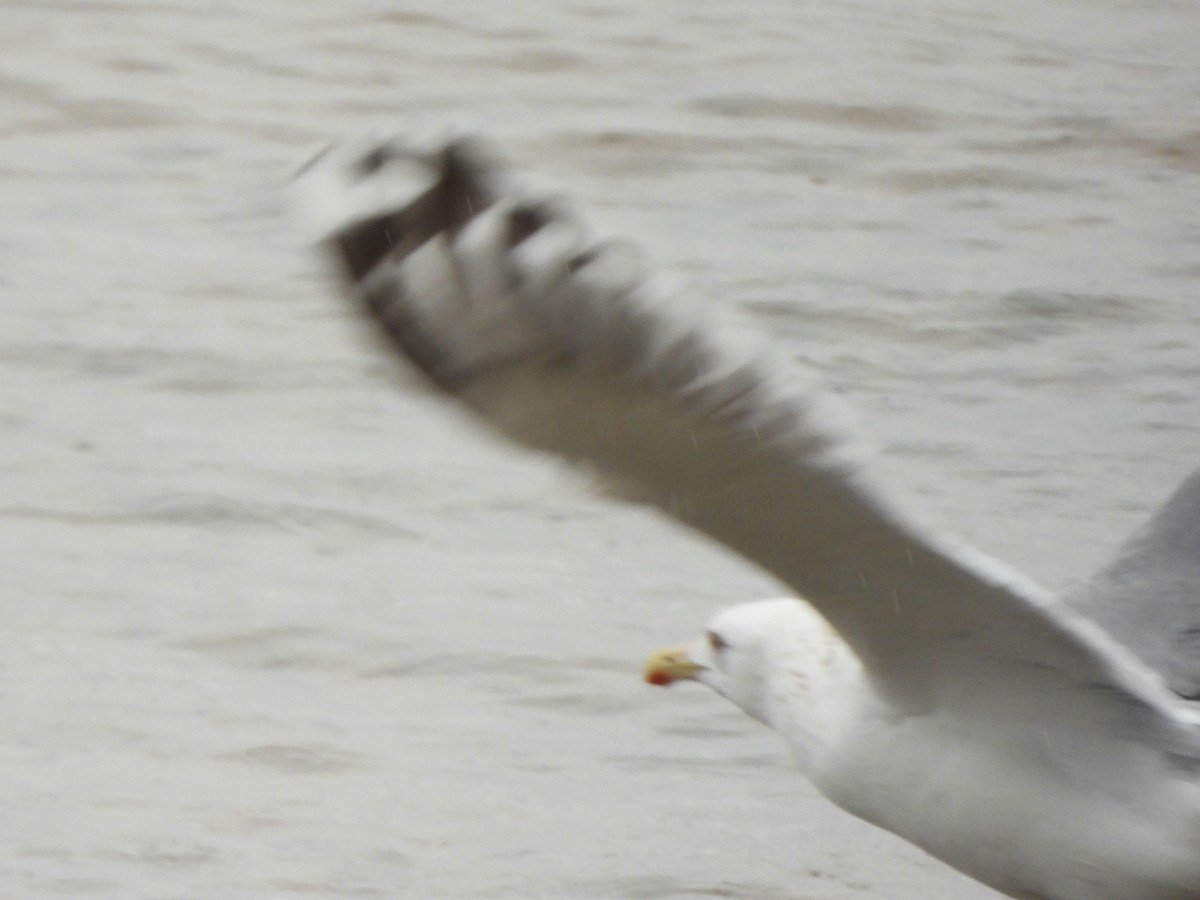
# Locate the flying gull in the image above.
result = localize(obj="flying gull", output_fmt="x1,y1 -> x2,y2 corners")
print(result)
302,137 -> 1200,900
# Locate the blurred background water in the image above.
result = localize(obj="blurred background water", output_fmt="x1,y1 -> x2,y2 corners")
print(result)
2,0 -> 1199,897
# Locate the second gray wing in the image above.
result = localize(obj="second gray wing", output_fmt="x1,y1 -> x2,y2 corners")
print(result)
1066,468 -> 1200,699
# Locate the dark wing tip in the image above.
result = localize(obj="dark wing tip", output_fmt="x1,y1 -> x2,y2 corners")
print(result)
328,137 -> 502,283
310,135 -> 575,393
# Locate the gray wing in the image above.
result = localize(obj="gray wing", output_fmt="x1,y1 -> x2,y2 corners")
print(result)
1066,469 -> 1200,699
304,137 -> 1199,744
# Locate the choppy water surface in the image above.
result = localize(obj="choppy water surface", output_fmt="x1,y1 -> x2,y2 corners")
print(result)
2,1 -> 1199,897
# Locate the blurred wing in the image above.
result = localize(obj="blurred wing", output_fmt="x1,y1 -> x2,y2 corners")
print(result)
1066,469 -> 1200,699
305,137 -> 1197,741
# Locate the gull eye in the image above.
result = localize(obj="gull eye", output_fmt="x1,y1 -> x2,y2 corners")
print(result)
707,630 -> 728,653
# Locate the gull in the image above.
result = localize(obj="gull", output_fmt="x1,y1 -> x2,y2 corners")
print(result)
302,137 -> 1200,900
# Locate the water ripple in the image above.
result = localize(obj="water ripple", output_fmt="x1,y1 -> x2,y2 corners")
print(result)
694,94 -> 941,132
221,743 -> 368,774
0,495 -> 417,537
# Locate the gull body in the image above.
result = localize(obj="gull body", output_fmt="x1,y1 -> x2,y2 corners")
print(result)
647,598 -> 1200,899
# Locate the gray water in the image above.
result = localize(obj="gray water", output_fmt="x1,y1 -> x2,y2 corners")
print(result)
3,1 -> 1200,897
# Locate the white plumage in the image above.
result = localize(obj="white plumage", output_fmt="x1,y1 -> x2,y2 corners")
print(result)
303,137 -> 1200,900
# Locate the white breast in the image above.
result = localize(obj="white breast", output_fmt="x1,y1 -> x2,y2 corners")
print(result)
811,702 -> 1200,900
